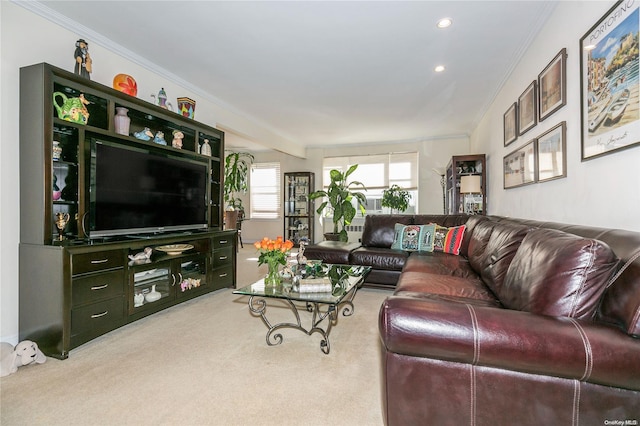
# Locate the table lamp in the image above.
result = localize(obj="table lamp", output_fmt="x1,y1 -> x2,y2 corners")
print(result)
460,175 -> 482,214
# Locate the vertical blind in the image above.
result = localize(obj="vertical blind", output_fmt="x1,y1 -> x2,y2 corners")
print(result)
250,162 -> 281,219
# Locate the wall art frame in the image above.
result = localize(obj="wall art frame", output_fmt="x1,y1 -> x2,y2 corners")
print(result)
536,121 -> 567,183
538,48 -> 567,122
503,102 -> 518,146
518,81 -> 537,135
503,139 -> 537,189
580,0 -> 639,161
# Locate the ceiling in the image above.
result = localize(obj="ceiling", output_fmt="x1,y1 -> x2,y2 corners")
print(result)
30,1 -> 558,152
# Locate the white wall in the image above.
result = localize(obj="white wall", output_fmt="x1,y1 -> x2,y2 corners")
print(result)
471,1 -> 640,231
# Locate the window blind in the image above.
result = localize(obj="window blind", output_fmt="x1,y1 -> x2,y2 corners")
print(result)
250,162 -> 281,219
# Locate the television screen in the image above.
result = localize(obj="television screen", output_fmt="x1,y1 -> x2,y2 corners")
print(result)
90,139 -> 209,238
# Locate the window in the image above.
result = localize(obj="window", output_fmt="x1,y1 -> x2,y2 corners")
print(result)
250,162 -> 281,219
322,152 -> 419,213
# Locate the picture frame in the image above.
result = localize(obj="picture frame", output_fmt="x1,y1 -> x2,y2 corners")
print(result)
518,81 -> 537,135
504,139 -> 537,189
538,48 -> 567,122
536,121 -> 567,182
580,1 -> 639,161
503,102 -> 518,146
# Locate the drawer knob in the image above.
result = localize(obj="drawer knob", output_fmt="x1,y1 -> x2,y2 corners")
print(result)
90,284 -> 109,291
91,311 -> 109,319
219,273 -> 228,278
219,240 -> 228,244
90,259 -> 109,264
219,256 -> 228,261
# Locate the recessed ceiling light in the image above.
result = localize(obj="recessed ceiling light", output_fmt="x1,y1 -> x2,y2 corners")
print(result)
437,18 -> 452,28
434,65 -> 446,73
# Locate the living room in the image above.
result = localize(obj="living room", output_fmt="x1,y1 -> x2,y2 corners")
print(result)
1,1 -> 639,424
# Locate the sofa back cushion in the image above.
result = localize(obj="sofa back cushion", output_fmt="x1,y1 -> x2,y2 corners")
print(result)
501,228 -> 620,320
467,219 -> 495,273
361,215 -> 414,248
477,222 -> 530,297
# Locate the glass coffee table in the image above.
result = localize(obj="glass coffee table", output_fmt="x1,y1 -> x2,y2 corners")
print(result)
233,264 -> 370,354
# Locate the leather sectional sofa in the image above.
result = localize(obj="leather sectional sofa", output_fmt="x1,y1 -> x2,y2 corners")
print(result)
305,214 -> 640,424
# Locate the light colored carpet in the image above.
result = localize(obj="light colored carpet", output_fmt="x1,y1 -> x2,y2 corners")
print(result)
0,247 -> 390,426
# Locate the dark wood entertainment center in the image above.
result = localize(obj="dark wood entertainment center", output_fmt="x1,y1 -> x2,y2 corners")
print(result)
19,63 -> 236,359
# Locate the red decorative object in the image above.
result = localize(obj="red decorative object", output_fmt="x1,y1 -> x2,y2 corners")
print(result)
112,74 -> 137,97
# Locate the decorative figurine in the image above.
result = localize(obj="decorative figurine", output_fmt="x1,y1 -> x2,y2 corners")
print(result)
55,212 -> 70,241
53,92 -> 90,125
128,247 -> 153,262
133,127 -> 153,141
297,241 -> 308,265
74,39 -> 92,80
171,130 -> 184,149
153,131 -> 167,145
151,88 -> 173,110
200,139 -> 212,156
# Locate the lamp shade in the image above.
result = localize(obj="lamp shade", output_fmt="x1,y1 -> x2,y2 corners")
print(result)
460,175 -> 482,194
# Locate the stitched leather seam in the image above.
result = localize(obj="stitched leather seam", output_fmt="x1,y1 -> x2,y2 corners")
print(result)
606,249 -> 640,288
466,304 -> 480,364
570,240 -> 596,317
573,380 -> 581,426
470,365 -> 476,426
569,318 -> 593,381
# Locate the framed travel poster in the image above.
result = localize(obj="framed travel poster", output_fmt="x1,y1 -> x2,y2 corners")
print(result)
518,81 -> 537,135
504,102 -> 518,146
537,121 -> 567,182
538,48 -> 567,121
504,140 -> 537,189
580,1 -> 639,161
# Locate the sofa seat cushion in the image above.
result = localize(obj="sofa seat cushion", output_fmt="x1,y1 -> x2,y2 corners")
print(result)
303,241 -> 361,264
502,228 -> 620,320
350,247 -> 409,271
403,252 -> 477,279
395,271 -> 499,303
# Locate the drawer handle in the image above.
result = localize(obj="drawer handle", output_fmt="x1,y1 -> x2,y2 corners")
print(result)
91,311 -> 108,319
219,256 -> 228,260
90,259 -> 109,264
219,240 -> 228,244
90,284 -> 109,290
219,273 -> 228,278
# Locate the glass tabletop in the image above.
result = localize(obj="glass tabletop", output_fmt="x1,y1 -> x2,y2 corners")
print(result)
233,264 -> 371,304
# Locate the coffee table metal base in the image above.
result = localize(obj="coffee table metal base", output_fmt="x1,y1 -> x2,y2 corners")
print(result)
246,287 -> 357,354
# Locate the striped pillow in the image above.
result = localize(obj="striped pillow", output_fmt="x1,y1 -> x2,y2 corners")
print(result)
433,225 -> 466,255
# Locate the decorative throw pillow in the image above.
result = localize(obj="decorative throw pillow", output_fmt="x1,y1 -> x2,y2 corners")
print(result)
391,223 -> 437,252
433,225 -> 467,255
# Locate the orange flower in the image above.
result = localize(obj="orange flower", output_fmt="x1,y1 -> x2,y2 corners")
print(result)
255,236 -> 295,266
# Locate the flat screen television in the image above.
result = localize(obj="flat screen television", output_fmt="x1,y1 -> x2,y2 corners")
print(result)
89,138 -> 209,238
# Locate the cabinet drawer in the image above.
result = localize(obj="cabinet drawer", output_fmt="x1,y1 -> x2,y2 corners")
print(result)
71,296 -> 126,337
72,269 -> 124,306
213,234 -> 235,250
211,265 -> 234,287
72,250 -> 124,275
212,247 -> 233,267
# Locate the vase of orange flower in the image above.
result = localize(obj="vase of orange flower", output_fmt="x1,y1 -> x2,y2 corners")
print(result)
254,236 -> 294,287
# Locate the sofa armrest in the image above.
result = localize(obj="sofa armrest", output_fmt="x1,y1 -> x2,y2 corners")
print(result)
379,295 -> 640,391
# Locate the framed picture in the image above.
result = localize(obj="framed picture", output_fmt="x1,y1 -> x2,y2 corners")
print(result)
537,121 -> 567,182
518,81 -> 537,135
504,139 -> 537,189
580,1 -> 639,161
503,102 -> 518,146
538,48 -> 567,121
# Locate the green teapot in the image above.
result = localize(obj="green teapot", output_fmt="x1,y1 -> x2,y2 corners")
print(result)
53,92 -> 90,125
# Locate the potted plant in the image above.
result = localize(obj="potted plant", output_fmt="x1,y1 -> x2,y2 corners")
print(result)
381,185 -> 411,214
223,151 -> 254,228
309,165 -> 367,242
